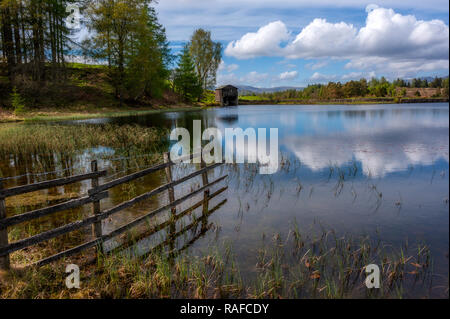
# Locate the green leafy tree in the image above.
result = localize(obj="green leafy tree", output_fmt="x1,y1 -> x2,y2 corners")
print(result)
173,46 -> 203,102
85,0 -> 170,103
188,29 -> 222,90
401,88 -> 407,97
85,0 -> 144,104
442,78 -> 449,97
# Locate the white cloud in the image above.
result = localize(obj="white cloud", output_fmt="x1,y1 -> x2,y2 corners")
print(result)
241,71 -> 269,84
227,64 -> 239,72
218,61 -> 240,73
306,61 -> 328,70
279,71 -> 299,80
356,8 -> 449,60
217,71 -> 270,86
217,61 -> 241,86
341,71 -> 376,80
225,21 -> 290,59
365,4 -> 379,13
216,72 -> 239,86
224,7 -> 449,76
286,19 -> 357,59
310,72 -> 337,82
154,0 -> 449,41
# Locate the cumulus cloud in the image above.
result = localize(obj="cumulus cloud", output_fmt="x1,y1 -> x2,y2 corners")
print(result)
227,64 -> 239,72
285,19 -> 357,59
224,6 -> 449,75
225,21 -> 290,59
279,71 -> 299,80
306,61 -> 328,70
241,71 -> 269,84
217,71 -> 270,86
310,72 -> 337,82
219,61 -> 240,73
341,71 -> 376,80
216,72 -> 239,86
365,4 -> 379,13
356,7 -> 449,60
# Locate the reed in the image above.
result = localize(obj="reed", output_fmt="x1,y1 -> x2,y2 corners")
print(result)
0,223 -> 438,299
0,124 -> 167,158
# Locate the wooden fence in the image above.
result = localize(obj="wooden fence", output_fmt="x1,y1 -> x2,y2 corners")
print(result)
0,152 -> 227,270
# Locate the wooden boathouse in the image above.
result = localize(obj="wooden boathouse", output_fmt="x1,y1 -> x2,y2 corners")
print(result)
215,85 -> 238,106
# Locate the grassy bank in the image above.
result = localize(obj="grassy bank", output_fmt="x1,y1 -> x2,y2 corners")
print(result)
0,223 -> 437,299
0,105 -> 204,123
0,62 -> 215,123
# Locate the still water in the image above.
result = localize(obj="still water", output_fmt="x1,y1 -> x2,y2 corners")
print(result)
2,103 -> 449,297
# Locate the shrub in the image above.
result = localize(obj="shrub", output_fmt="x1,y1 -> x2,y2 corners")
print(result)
11,87 -> 26,115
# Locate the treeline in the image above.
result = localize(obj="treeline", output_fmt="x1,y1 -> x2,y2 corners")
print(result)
249,76 -> 450,101
0,0 -> 221,108
0,0 -> 72,83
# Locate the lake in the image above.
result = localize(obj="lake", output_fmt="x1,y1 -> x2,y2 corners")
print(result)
1,103 -> 448,297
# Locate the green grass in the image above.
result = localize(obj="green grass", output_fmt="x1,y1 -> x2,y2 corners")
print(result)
20,106 -> 200,123
200,90 -> 217,106
66,62 -> 107,70
0,123 -> 168,160
239,95 -> 270,101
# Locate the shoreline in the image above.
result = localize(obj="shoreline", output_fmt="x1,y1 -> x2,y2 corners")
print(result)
0,105 -> 203,123
1,98 -> 448,123
239,97 -> 449,105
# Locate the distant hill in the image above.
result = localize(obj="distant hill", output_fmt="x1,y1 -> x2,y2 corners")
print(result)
234,85 -> 305,95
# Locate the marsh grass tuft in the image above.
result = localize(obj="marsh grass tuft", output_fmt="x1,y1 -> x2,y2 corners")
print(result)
0,223 -> 438,299
0,124 -> 167,159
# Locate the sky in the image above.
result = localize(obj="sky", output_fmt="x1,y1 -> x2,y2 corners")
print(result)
153,0 -> 449,88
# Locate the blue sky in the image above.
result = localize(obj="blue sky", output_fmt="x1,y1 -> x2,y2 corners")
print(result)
154,0 -> 449,88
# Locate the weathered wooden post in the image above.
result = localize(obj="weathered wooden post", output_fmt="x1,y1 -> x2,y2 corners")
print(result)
200,156 -> 210,216
163,152 -> 176,215
163,152 -> 176,261
90,160 -> 103,256
0,180 -> 10,270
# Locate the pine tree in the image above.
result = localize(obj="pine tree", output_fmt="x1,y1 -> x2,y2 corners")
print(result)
173,46 -> 203,102
125,6 -> 171,100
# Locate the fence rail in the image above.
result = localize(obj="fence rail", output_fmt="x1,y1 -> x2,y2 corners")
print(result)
0,171 -> 107,198
0,152 -> 227,270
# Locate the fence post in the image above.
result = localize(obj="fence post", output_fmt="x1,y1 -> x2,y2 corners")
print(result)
0,180 -> 10,270
200,157 -> 210,217
163,152 -> 176,262
90,160 -> 103,256
163,152 -> 176,215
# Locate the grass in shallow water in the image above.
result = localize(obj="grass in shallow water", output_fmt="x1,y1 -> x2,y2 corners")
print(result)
0,123 -> 167,158
0,223 -> 439,299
